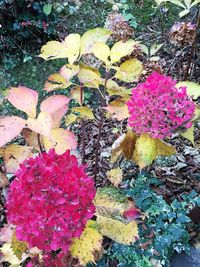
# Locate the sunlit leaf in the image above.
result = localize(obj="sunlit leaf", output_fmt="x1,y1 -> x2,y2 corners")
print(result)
106,79 -> 131,100
176,81 -> 200,100
107,168 -> 123,187
7,86 -> 38,118
105,99 -> 129,121
72,106 -> 95,120
80,28 -> 111,56
94,186 -> 138,223
59,64 -> 80,80
179,9 -> 190,17
110,40 -> 138,64
40,95 -> 70,127
133,134 -> 176,168
43,128 -> 77,154
64,33 -> 81,65
44,73 -> 71,92
65,114 -> 78,126
193,106 -> 200,121
97,216 -> 138,245
180,124 -> 194,145
155,139 -> 176,157
92,42 -> 110,63
27,112 -> 53,136
168,0 -> 186,8
4,144 -> 32,174
0,243 -> 21,265
78,64 -> 101,88
70,220 -> 103,266
115,58 -> 143,82
0,116 -> 26,147
39,40 -> 68,60
11,232 -> 28,260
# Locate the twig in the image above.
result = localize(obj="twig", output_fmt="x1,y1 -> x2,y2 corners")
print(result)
94,70 -> 109,181
37,133 -> 44,153
184,7 -> 200,80
80,84 -> 86,164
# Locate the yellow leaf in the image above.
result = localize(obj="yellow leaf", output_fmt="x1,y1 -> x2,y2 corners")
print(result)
94,186 -> 136,223
72,106 -> 95,120
133,134 -> 176,169
193,106 -> 200,121
115,58 -> 143,82
43,128 -> 77,154
70,220 -> 103,266
180,124 -> 194,146
44,73 -> 71,92
60,64 -> 80,81
97,216 -> 138,245
27,112 -> 53,137
64,33 -> 81,65
110,40 -> 138,64
65,114 -> 78,126
133,134 -> 158,169
176,81 -> 200,100
105,99 -> 129,121
107,168 -> 123,187
4,144 -> 33,174
155,139 -> 176,157
80,28 -> 111,56
92,42 -> 110,63
106,79 -> 131,100
11,232 -> 28,260
0,243 -> 21,265
70,86 -> 84,105
78,65 -> 101,88
120,130 -> 138,160
39,41 -> 68,60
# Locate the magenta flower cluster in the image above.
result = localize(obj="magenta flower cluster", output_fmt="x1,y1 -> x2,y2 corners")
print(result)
127,72 -> 195,139
6,149 -> 96,252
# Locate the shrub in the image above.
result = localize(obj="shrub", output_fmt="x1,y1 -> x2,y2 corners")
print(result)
6,149 -> 96,252
127,72 -> 195,139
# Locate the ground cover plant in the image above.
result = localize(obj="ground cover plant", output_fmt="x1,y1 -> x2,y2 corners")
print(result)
0,1 -> 200,266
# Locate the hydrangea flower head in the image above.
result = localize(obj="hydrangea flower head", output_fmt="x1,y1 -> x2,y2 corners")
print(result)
6,149 -> 96,252
127,72 -> 195,139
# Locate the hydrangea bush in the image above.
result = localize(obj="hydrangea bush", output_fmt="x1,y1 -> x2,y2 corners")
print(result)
6,149 -> 96,252
127,72 -> 195,139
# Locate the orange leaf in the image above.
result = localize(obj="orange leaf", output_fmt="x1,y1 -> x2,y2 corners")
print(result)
44,73 -> 71,92
105,100 -> 129,121
6,86 -> 38,118
0,116 -> 26,147
43,128 -> 77,154
70,86 -> 83,105
3,144 -> 33,173
27,112 -> 53,136
21,129 -> 41,151
40,95 -> 70,127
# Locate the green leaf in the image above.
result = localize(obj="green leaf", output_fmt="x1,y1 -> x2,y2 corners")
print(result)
180,124 -> 194,145
176,81 -> 200,100
115,58 -> 143,82
43,4 -> 53,16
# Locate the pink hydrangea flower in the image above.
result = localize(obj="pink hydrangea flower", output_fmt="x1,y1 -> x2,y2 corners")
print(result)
127,72 -> 195,139
6,149 -> 96,252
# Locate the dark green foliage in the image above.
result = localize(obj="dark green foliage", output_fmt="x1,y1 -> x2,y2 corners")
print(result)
92,173 -> 200,267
